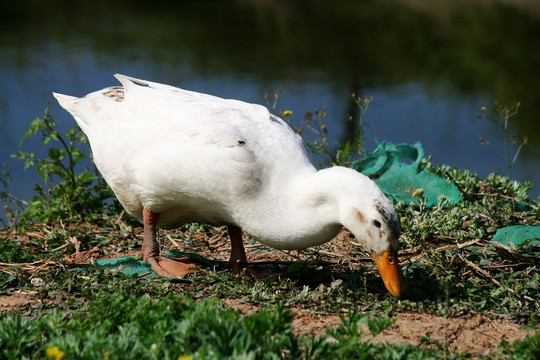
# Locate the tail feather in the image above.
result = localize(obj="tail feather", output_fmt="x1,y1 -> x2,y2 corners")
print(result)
114,73 -> 149,87
53,92 -> 91,131
53,92 -> 79,114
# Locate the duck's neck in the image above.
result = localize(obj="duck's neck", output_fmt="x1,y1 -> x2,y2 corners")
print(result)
235,167 -> 353,250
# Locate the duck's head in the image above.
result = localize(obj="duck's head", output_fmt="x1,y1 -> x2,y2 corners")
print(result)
339,172 -> 406,298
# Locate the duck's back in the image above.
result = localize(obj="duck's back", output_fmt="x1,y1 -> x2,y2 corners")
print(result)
54,75 -> 314,226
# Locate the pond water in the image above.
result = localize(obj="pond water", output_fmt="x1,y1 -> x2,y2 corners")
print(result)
1,0 -> 539,221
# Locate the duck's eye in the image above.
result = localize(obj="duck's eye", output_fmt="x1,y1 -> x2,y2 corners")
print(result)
373,219 -> 382,228
388,256 -> 394,264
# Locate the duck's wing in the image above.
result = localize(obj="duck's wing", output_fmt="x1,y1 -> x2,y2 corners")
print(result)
54,75 -> 314,221
115,74 -> 313,174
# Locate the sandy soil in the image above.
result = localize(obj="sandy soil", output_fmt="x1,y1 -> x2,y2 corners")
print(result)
221,298 -> 530,358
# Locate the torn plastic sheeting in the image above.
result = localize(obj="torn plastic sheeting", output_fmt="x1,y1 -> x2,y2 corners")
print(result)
491,225 -> 540,249
352,141 -> 463,207
94,256 -> 162,279
94,250 -> 225,280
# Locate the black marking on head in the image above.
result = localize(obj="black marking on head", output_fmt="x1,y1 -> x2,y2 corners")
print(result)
238,140 -> 246,145
376,203 -> 401,238
375,204 -> 388,222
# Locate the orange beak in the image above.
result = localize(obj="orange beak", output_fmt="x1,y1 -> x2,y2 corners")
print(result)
371,245 -> 406,298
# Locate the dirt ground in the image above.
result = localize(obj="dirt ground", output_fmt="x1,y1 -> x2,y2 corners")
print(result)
221,298 -> 529,358
0,226 -> 534,358
0,290 -> 529,357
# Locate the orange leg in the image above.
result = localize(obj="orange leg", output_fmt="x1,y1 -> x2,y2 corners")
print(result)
228,225 -> 247,274
142,208 -> 198,278
228,225 -> 264,279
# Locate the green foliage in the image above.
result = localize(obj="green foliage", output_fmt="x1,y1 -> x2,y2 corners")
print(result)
496,329 -> 540,360
0,163 -> 28,227
301,96 -> 372,168
268,90 -> 372,168
0,291 -> 478,360
303,310 -> 458,359
395,160 -> 539,321
0,239 -> 36,264
479,101 -> 527,181
0,239 -> 38,289
2,259 -> 536,359
11,105 -> 120,224
0,293 -> 299,359
334,96 -> 372,167
0,314 -> 41,359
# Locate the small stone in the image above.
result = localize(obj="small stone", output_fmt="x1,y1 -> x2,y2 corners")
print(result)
330,279 -> 343,289
31,278 -> 43,287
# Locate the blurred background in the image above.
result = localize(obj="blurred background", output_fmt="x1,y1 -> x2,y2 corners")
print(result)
1,0 -> 539,212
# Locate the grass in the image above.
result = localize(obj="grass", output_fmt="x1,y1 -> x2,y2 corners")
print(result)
1,106 -> 539,358
0,266 -> 538,359
0,291 -> 474,360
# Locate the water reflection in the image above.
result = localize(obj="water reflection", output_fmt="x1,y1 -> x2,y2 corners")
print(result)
1,0 -> 539,206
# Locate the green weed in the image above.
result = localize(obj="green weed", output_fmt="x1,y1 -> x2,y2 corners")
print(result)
0,163 -> 27,227
0,239 -> 38,289
300,95 -> 373,168
0,293 -> 300,359
479,101 -> 527,181
496,330 -> 540,360
11,105 -> 120,225
0,291 -> 489,360
267,90 -> 372,168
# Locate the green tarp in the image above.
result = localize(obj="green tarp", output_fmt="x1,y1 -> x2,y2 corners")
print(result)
491,225 -> 540,248
94,250 -> 224,280
352,141 -> 463,207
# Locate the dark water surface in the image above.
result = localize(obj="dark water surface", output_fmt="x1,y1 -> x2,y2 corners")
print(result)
1,0 -> 539,217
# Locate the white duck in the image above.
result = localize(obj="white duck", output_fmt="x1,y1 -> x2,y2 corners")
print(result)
53,74 -> 405,298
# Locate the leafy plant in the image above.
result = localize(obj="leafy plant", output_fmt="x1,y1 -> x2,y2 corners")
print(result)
0,293 -> 301,359
307,310 -> 456,359
479,101 -> 527,181
0,291 -> 477,360
334,95 -> 372,167
0,239 -> 38,289
0,163 -> 27,227
497,329 -> 540,360
0,314 -> 41,359
395,161 -> 539,321
0,239 -> 36,264
11,105 -> 120,224
301,96 -> 372,168
265,90 -> 372,168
